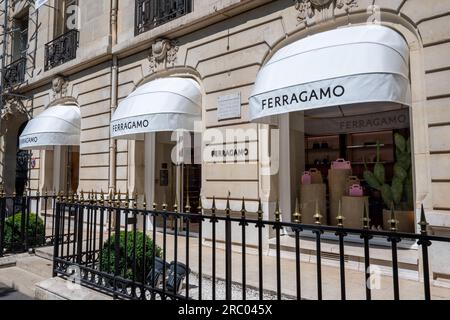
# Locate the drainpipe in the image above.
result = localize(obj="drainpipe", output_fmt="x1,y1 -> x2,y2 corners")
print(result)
0,0 -> 9,113
109,0 -> 118,194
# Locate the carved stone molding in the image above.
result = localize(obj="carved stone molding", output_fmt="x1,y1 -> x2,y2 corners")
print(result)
294,0 -> 358,23
335,0 -> 358,10
51,75 -> 69,100
148,39 -> 179,74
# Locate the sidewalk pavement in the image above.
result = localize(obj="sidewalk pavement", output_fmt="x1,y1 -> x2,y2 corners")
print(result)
0,282 -> 33,300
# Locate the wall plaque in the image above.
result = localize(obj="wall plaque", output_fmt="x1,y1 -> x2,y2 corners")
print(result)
217,92 -> 241,121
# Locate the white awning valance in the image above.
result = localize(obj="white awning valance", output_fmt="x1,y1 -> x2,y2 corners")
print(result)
19,104 -> 81,150
111,77 -> 202,140
249,25 -> 411,122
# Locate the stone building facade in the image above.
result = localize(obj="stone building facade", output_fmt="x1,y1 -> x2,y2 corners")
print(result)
1,0 -> 450,279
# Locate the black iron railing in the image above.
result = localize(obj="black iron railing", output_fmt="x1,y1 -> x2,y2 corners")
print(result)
135,0 -> 192,35
0,191 -> 61,255
50,192 -> 450,301
44,29 -> 79,71
2,57 -> 26,88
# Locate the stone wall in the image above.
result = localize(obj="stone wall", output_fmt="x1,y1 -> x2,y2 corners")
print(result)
1,0 -> 450,270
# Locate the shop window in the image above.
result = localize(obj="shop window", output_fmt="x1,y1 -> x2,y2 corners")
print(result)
280,104 -> 415,235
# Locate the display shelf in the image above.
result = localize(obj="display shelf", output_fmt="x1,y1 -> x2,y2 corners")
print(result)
306,148 -> 340,151
351,161 -> 391,165
347,144 -> 393,149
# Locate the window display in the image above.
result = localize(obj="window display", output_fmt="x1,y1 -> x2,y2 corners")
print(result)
302,129 -> 413,231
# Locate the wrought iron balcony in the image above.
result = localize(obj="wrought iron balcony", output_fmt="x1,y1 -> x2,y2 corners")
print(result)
44,29 -> 79,71
135,0 -> 193,36
2,57 -> 26,88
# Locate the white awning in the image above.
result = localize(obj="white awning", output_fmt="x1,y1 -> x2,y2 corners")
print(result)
111,77 -> 202,140
19,104 -> 81,150
249,25 -> 411,123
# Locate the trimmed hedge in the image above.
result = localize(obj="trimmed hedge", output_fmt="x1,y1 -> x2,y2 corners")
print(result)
4,212 -> 45,250
100,231 -> 162,283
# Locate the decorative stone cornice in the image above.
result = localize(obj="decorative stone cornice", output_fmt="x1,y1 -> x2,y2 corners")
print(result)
294,0 -> 358,23
148,39 -> 179,74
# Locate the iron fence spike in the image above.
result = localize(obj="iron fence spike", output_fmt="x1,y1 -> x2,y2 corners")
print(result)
185,194 -> 191,213
241,197 -> 246,218
418,204 -> 428,234
174,199 -> 178,213
362,202 -> 370,229
274,199 -> 281,222
257,198 -> 263,220
143,194 -> 147,209
211,196 -> 216,215
133,192 -> 138,209
389,202 -> 398,232
225,191 -> 231,217
336,199 -> 344,227
313,199 -> 322,225
293,197 -> 301,224
241,197 -> 247,220
197,194 -> 202,214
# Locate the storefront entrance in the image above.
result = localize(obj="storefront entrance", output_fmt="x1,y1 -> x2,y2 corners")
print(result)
152,131 -> 202,232
110,76 -> 203,232
15,121 -> 30,197
18,103 -> 81,194
41,145 -> 80,194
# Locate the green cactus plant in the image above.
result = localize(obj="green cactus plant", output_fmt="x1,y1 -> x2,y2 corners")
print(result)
363,133 -> 413,210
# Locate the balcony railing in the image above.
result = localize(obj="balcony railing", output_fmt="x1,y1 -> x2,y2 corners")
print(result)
2,57 -> 26,88
44,29 -> 79,71
135,0 -> 192,36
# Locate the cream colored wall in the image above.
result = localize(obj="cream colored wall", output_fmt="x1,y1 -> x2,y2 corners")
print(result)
95,0 -> 450,246
1,0 -> 450,258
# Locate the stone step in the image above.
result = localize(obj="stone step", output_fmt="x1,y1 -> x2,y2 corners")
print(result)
35,277 -> 112,300
15,255 -> 53,279
34,246 -> 54,261
0,266 -> 45,298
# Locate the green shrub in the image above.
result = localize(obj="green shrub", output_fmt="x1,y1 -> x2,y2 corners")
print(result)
100,231 -> 162,283
4,212 -> 45,249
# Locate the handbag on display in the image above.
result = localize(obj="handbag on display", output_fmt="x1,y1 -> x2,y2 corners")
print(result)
309,168 -> 323,184
301,171 -> 312,185
349,184 -> 364,197
331,158 -> 351,170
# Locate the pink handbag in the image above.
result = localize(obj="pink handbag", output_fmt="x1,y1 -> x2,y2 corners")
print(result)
301,171 -> 312,185
331,158 -> 351,170
349,184 -> 364,197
